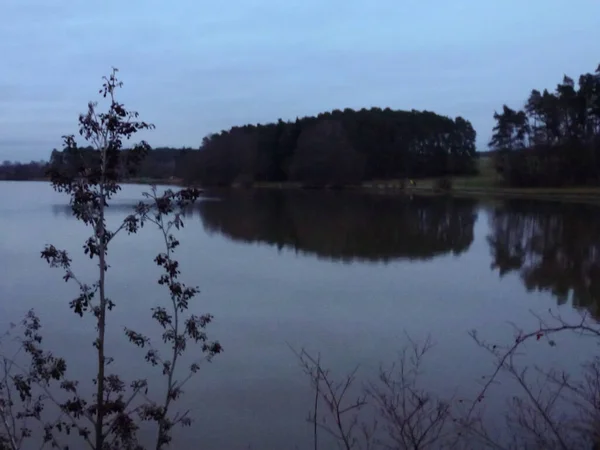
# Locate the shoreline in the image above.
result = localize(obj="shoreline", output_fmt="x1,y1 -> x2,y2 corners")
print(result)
4,178 -> 600,205
234,182 -> 600,205
0,178 -> 184,186
407,186 -> 600,205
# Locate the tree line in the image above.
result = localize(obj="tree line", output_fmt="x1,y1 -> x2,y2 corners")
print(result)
3,108 -> 478,187
0,160 -> 47,180
4,61 -> 600,189
46,146 -> 194,182
0,148 -> 191,182
489,62 -> 600,187
181,108 -> 477,187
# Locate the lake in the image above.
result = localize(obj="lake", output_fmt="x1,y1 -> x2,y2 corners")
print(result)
0,181 -> 598,449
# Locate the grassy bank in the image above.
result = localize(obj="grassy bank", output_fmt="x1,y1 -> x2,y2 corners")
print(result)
251,180 -> 600,204
8,157 -> 600,204
365,157 -> 600,204
408,185 -> 600,204
250,156 -> 600,204
363,155 -> 499,190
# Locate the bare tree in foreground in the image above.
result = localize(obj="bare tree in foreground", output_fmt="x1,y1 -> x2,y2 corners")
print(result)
295,310 -> 600,450
460,309 -> 600,450
0,68 -> 221,450
293,335 -> 454,450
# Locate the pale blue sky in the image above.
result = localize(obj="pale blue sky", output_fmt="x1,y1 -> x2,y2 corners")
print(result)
1,0 -> 599,162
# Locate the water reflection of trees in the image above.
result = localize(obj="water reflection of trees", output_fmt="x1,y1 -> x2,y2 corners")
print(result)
198,190 -> 478,263
51,191 -> 478,263
487,200 -> 600,316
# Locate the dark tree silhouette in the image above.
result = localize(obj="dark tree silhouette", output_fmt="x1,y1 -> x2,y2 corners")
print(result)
9,106 -> 477,187
0,160 -> 48,180
490,63 -> 600,187
0,69 -> 220,450
183,108 -> 477,187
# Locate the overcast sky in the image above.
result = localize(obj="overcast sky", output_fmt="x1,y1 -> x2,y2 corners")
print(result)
1,0 -> 599,162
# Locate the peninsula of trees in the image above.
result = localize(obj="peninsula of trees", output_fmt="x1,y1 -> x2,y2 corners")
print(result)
183,108 -> 477,186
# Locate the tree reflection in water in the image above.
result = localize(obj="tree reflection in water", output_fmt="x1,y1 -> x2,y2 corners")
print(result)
197,190 -> 478,263
487,199 -> 600,318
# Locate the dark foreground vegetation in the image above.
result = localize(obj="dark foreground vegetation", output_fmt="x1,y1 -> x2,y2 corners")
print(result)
294,311 -> 600,450
0,69 -> 221,450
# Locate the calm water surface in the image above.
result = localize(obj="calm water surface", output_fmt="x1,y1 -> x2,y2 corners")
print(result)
1,181 -> 598,449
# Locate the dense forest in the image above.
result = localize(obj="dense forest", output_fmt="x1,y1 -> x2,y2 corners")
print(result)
181,108 -> 477,186
0,148 -> 191,182
47,146 -> 194,181
490,62 -> 600,187
0,160 -> 47,180
0,109 -> 478,187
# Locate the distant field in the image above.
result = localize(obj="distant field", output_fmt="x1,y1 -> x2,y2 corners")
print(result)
362,155 -> 500,190
412,156 -> 501,190
362,155 -> 600,204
